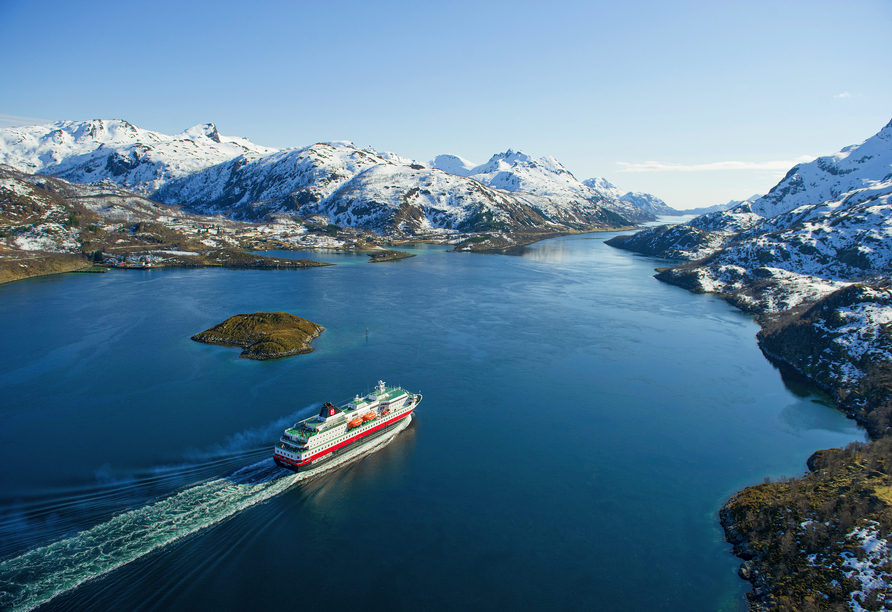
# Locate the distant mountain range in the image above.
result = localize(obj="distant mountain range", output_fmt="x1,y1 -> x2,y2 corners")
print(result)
0,120 -> 689,236
678,195 -> 761,217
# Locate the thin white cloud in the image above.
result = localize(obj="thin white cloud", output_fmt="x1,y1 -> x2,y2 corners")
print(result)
615,155 -> 815,173
0,112 -> 52,128
834,92 -> 851,98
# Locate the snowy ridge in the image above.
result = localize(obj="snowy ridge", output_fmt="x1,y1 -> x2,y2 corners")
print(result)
431,150 -> 653,222
156,141 -> 624,233
459,150 -> 583,196
0,121 -> 639,233
582,177 -> 625,200
609,118 -> 892,314
749,118 -> 892,218
0,120 -> 276,196
155,142 -> 389,215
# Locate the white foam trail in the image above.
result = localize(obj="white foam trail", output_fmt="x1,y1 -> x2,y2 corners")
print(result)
181,403 -> 322,463
0,415 -> 411,612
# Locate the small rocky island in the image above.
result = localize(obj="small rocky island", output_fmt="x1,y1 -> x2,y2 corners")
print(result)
191,312 -> 324,360
367,249 -> 415,263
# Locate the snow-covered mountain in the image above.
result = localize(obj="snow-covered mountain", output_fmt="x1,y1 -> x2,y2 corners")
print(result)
156,141 -> 629,234
618,191 -> 676,216
607,119 -> 892,444
749,119 -> 892,218
429,154 -> 476,176
583,177 -> 679,216
0,120 -> 276,196
430,150 -> 653,222
582,177 -> 625,200
608,118 -> 892,313
0,121 -> 637,235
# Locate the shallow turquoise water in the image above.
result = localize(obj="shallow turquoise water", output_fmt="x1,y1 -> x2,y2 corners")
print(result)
0,234 -> 864,611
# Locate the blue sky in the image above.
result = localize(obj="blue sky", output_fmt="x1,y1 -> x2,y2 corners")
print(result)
1,0 -> 890,209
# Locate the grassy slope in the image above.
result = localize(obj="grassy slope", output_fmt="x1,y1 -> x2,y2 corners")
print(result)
723,438 -> 892,611
191,312 -> 324,360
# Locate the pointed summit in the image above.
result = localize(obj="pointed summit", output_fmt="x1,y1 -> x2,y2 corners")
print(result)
180,123 -> 221,143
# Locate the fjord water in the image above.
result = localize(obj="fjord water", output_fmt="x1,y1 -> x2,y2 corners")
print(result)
0,234 -> 863,611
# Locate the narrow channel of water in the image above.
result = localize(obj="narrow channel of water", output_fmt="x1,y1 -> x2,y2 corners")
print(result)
0,234 -> 863,611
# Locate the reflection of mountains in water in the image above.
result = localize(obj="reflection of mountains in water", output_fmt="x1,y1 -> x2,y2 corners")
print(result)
0,414 -> 413,612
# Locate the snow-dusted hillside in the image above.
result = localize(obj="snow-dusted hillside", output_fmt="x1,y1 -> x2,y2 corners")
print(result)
749,118 -> 892,218
157,141 -> 627,234
698,181 -> 892,284
687,204 -> 763,233
619,191 -> 676,216
609,118 -> 892,302
582,177 -> 624,200
604,223 -> 733,261
0,120 -> 276,196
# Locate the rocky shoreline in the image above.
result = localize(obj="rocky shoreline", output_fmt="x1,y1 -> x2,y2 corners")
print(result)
0,252 -> 93,285
0,248 -> 333,287
719,438 -> 892,612
607,214 -> 892,609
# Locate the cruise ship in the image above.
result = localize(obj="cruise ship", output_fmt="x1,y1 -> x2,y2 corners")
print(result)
273,381 -> 420,472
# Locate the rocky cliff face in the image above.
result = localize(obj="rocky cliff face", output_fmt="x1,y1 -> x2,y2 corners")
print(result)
757,284 -> 892,436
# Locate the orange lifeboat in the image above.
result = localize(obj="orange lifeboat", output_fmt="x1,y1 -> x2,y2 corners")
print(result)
362,412 -> 377,421
348,417 -> 363,428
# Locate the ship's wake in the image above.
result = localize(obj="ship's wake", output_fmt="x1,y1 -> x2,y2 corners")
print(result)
0,414 -> 412,612
0,405 -> 325,561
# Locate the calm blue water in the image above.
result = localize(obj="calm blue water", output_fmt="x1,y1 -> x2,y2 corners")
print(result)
0,234 -> 864,611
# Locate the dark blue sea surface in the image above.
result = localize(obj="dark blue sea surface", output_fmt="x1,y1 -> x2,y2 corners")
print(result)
0,234 -> 864,611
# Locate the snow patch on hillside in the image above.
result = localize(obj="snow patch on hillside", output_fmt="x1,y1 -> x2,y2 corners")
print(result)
842,523 -> 892,612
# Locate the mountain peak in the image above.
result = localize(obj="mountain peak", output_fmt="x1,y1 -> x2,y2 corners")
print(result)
180,123 -> 221,143
430,154 -> 477,176
750,117 -> 892,217
879,117 -> 892,141
490,149 -> 532,164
